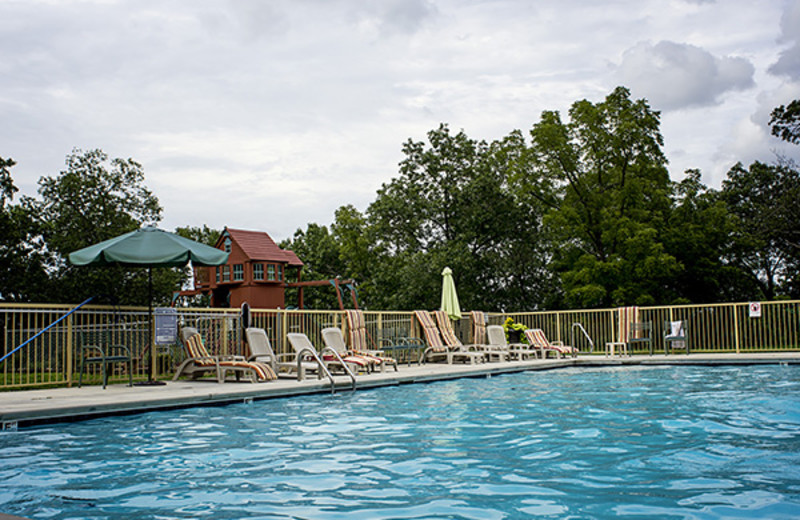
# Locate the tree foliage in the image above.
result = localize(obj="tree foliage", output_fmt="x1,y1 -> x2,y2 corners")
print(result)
4,89 -> 800,309
366,124 -> 554,311
0,157 -> 50,301
721,161 -> 800,299
662,170 -> 745,303
22,149 -> 180,306
516,87 -> 679,307
175,225 -> 221,247
770,100 -> 800,145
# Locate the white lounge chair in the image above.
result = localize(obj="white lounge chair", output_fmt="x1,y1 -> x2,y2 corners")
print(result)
287,332 -> 367,375
322,326 -> 397,372
245,327 -> 310,380
487,324 -> 535,360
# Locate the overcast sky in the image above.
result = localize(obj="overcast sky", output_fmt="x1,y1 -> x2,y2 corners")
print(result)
2,0 -> 799,241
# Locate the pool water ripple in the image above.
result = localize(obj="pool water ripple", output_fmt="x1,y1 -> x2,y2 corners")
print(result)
2,365 -> 800,519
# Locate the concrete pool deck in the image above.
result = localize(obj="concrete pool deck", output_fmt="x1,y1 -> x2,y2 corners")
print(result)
2,352 -> 800,429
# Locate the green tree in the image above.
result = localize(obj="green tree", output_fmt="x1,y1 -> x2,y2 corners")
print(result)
367,124 -> 553,311
330,205 -> 379,308
280,223 -> 346,309
27,148 -> 179,305
770,100 -> 800,145
516,86 -> 680,308
662,170 -> 748,303
175,225 -> 221,246
0,157 -> 50,301
721,161 -> 800,299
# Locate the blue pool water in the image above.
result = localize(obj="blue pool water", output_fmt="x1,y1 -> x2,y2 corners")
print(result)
2,365 -> 800,519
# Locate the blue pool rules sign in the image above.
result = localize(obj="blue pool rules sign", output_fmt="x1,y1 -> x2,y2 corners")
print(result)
748,302 -> 762,318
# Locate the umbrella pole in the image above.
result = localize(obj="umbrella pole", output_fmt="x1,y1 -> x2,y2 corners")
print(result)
149,267 -> 154,382
134,267 -> 166,386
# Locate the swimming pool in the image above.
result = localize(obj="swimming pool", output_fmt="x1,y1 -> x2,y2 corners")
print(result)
2,365 -> 799,519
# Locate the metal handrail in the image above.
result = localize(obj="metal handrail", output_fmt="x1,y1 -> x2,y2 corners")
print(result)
294,346 -> 338,394
0,297 -> 93,365
571,322 -> 595,353
320,346 -> 357,391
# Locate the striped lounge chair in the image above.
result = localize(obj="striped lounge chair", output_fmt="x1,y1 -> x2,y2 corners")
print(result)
470,311 -> 487,344
414,310 -> 483,364
173,331 -> 277,383
433,310 -> 495,361
524,329 -> 577,359
322,326 -> 385,373
344,310 -> 398,371
608,306 -> 651,356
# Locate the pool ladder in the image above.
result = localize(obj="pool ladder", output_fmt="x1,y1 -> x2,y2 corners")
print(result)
571,323 -> 595,353
294,345 -> 356,394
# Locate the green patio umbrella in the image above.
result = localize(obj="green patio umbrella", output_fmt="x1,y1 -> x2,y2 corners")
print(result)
69,226 -> 229,268
69,226 -> 229,382
440,266 -> 462,321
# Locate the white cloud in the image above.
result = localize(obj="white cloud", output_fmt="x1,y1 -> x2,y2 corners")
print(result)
616,40 -> 755,111
0,0 -> 795,240
768,0 -> 800,80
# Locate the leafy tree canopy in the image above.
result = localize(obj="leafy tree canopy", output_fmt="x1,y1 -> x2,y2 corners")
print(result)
6,89 -> 800,309
721,160 -> 800,299
770,100 -> 800,145
23,149 -> 179,306
0,157 -> 50,301
516,86 -> 679,308
175,225 -> 221,247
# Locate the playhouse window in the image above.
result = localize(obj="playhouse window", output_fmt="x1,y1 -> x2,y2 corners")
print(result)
267,264 -> 276,281
253,263 -> 264,281
222,265 -> 230,282
233,264 -> 244,281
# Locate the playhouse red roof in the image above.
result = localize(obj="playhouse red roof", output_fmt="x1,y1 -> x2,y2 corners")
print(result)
221,228 -> 304,267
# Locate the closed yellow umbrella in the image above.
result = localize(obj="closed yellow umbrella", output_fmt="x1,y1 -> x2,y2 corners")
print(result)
440,267 -> 462,321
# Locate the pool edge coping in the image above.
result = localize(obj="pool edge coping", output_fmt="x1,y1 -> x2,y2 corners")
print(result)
3,353 -> 800,429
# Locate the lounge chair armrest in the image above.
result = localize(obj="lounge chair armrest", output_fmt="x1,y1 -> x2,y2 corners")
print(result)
353,349 -> 385,356
220,355 -> 247,362
183,355 -> 221,367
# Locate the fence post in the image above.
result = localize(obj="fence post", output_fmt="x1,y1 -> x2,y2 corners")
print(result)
281,310 -> 288,352
377,312 -> 383,347
66,312 -> 73,387
733,304 -> 741,354
556,312 -> 562,343
610,309 -> 617,344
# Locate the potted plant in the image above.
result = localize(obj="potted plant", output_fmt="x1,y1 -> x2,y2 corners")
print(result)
503,317 -> 526,343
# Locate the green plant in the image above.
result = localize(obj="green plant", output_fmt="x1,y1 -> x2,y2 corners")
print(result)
503,317 -> 526,341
